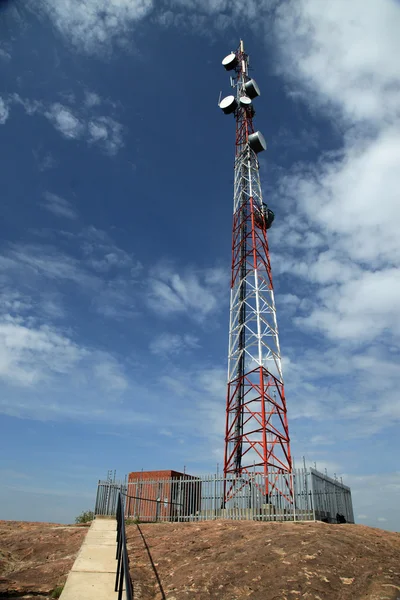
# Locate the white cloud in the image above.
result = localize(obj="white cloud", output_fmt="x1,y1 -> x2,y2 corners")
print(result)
149,332 -> 199,356
308,435 -> 333,447
11,94 -> 41,116
158,0 -> 275,32
35,151 -> 57,172
297,268 -> 400,342
41,192 -> 78,220
93,357 -> 128,391
0,236 -> 141,322
147,264 -> 228,322
270,0 -> 400,355
279,341 -> 400,446
6,244 -> 98,288
0,290 -> 33,315
40,293 -> 66,319
36,0 -> 279,53
88,120 -> 108,142
0,311 -> 152,425
279,293 -> 300,307
0,222 -> 157,328
280,128 -> 400,267
0,97 -> 9,124
0,315 -> 84,386
84,91 -> 101,107
0,288 -> 65,322
91,278 -> 137,319
10,95 -> 124,155
45,103 -> 84,139
88,252 -> 131,272
160,428 -> 173,436
44,104 -> 124,154
59,91 -> 76,105
78,225 -> 141,274
0,48 -> 11,61
88,116 -> 123,155
274,0 -> 400,124
38,0 -> 154,53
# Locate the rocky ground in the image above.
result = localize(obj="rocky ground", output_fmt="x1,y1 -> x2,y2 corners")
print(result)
126,520 -> 400,600
0,520 -> 88,599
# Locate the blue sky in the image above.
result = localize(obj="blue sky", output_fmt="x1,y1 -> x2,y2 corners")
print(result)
0,0 -> 399,531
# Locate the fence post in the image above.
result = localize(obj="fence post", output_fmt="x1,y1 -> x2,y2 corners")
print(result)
291,471 -> 296,522
178,479 -> 182,523
94,480 -> 100,515
106,481 -> 111,516
309,469 -> 316,521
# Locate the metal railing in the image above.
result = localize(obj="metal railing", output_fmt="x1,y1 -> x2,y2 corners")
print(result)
95,468 -> 354,524
115,492 -> 133,600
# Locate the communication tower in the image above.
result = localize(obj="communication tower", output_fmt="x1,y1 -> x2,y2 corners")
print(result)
219,41 -> 292,500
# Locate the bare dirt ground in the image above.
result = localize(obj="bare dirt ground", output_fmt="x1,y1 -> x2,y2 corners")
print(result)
126,520 -> 400,600
1,519 -> 399,600
0,520 -> 88,599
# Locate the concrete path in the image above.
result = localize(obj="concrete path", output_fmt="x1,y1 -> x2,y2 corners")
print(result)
60,517 -> 122,600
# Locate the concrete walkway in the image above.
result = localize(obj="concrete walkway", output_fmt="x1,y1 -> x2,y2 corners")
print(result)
60,518 -> 122,600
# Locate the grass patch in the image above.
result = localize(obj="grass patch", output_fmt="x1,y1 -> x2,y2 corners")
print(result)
75,510 -> 94,524
125,518 -> 140,525
51,584 -> 64,598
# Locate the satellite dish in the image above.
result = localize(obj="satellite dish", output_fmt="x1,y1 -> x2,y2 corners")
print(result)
239,96 -> 252,108
245,79 -> 261,99
222,53 -> 238,71
219,95 -> 238,115
248,131 -> 267,153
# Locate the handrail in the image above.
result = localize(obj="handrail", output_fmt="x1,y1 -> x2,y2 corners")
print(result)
115,492 -> 133,600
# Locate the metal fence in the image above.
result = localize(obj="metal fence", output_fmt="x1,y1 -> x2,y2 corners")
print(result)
310,468 -> 354,524
95,468 -> 354,524
95,479 -> 126,517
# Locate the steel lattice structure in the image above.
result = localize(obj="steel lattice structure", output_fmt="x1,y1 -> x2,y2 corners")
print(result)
220,41 -> 292,499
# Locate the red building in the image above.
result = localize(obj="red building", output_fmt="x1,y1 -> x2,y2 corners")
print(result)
126,470 -> 201,522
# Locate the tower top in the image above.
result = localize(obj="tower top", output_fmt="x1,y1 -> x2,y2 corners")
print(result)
219,41 -> 264,154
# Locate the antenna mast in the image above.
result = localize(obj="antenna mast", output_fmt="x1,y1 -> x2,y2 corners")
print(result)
219,40 -> 292,499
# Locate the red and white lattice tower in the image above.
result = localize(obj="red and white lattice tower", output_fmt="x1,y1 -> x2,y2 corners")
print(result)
219,41 -> 292,499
